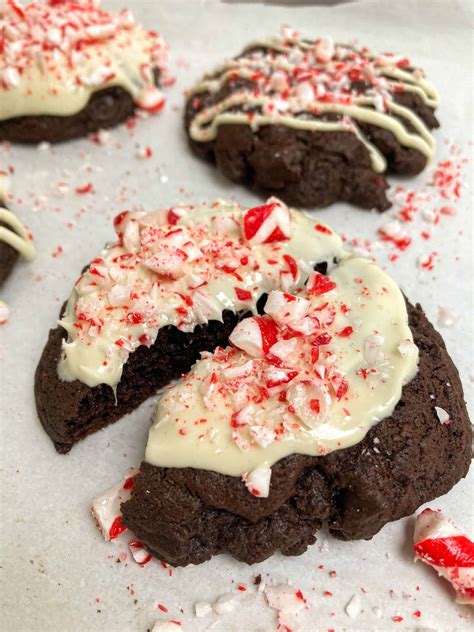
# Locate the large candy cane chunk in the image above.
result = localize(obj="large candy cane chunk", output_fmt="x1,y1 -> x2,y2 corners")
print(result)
229,315 -> 278,357
136,87 -> 166,112
264,290 -> 310,325
307,271 -> 337,295
243,467 -> 272,497
91,468 -> 139,541
414,508 -> 474,605
242,198 -> 291,244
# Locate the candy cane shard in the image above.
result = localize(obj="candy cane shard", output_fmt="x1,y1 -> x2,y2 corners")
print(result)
92,469 -> 154,567
242,466 -> 272,497
413,508 -> 474,605
91,468 -> 139,541
242,197 -> 291,245
264,583 -> 308,630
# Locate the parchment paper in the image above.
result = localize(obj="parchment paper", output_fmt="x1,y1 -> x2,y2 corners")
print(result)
1,1 -> 473,630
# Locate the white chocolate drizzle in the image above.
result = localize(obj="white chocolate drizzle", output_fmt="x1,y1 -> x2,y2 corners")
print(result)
0,207 -> 36,260
146,256 -> 419,482
0,0 -> 170,120
187,32 -> 438,173
57,199 -> 344,388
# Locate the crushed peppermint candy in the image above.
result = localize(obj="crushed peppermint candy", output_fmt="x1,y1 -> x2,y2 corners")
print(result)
91,467 -> 139,541
414,508 -> 474,605
345,593 -> 362,618
242,466 -> 272,497
128,539 -> 152,566
58,198 -> 341,388
147,255 -> 418,495
194,601 -> 213,618
434,406 -> 451,425
437,306 -> 459,328
348,150 -> 468,268
242,198 -> 291,245
212,591 -> 241,614
0,0 -> 172,117
264,583 -> 308,630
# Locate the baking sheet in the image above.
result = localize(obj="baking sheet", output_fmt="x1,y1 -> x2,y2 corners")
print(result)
1,1 -> 473,630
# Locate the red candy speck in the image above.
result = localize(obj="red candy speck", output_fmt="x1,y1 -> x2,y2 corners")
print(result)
75,183 -> 94,195
235,287 -> 253,301
314,224 -> 332,235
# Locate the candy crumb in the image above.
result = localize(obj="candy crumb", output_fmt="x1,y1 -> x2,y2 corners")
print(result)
345,593 -> 361,619
434,406 -> 450,425
212,592 -> 240,614
194,601 -> 212,618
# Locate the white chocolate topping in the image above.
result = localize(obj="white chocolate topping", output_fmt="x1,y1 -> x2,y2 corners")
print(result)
187,31 -> 438,172
146,256 -> 419,482
58,199 -> 344,389
0,0 -> 169,120
0,171 -> 35,260
0,207 -> 36,260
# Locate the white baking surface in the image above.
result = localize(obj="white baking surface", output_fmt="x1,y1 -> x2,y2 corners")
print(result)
1,1 -> 473,630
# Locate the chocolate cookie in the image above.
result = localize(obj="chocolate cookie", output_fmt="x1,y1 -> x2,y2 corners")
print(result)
36,308 -> 239,454
0,1 -> 170,143
185,33 -> 439,211
121,303 -> 471,566
0,86 -> 138,144
35,200 -> 340,452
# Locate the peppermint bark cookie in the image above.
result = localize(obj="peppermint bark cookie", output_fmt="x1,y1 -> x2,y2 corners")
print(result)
0,0 -> 171,143
119,276 -> 471,566
0,171 -> 35,287
185,30 -> 439,211
35,198 -> 344,453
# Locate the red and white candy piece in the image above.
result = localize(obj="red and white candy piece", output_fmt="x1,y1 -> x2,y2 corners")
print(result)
143,249 -> 186,279
266,337 -> 298,366
286,380 -> 331,428
242,466 -> 272,498
91,468 -> 138,542
128,539 -> 152,566
136,87 -> 166,113
315,36 -> 335,63
435,406 -> 451,425
307,271 -> 337,295
229,315 -> 278,357
242,198 -> 291,245
414,508 -> 474,605
265,583 -> 308,630
280,254 -> 299,291
264,290 -> 310,325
